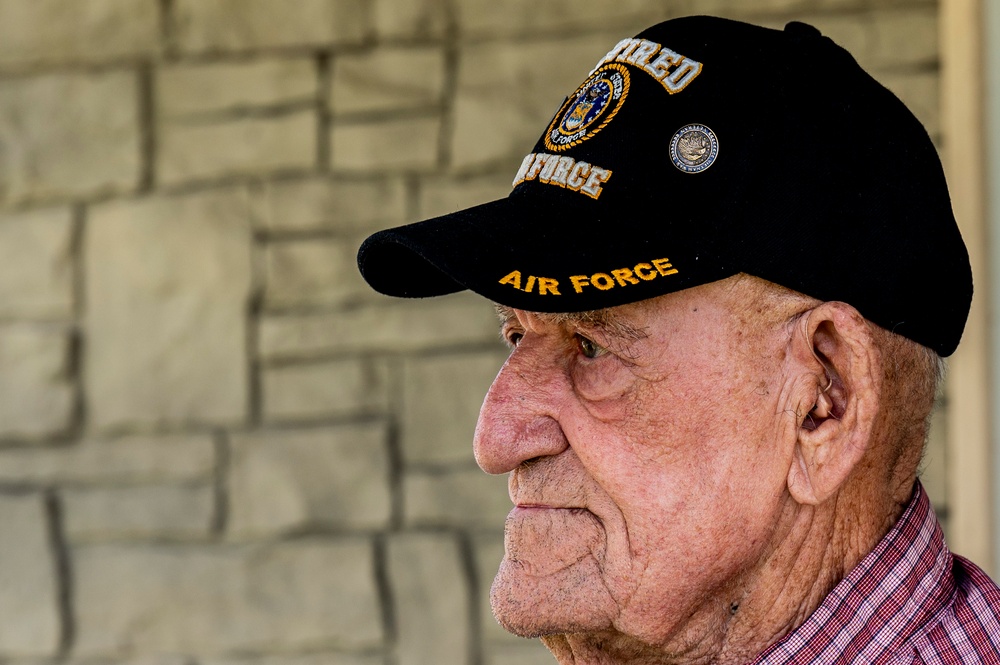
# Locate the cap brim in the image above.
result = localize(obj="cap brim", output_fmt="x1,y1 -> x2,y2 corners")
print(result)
357,193 -> 733,313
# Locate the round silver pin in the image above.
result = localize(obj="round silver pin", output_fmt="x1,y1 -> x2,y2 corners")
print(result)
669,124 -> 719,173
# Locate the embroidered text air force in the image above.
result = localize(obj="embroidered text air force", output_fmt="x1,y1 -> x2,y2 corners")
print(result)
498,258 -> 679,297
500,37 -> 698,297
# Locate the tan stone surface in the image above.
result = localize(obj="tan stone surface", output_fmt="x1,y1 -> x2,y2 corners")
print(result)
261,358 -> 388,423
372,0 -> 447,39
331,117 -> 441,172
228,424 -> 391,537
63,484 -> 214,541
73,539 -> 383,656
264,238 -> 368,308
251,176 -> 407,233
330,47 -> 447,115
158,58 -> 318,118
0,434 -> 215,485
158,112 -> 316,186
0,71 -> 140,205
870,7 -> 938,68
258,295 -> 499,359
486,644 -> 557,665
173,0 -> 369,54
454,0 -> 685,37
0,494 -> 59,657
0,207 -> 73,319
418,173 -> 514,219
85,188 -> 251,428
404,468 -> 510,528
451,35 -> 613,169
881,71 -> 939,137
387,533 -> 470,665
0,324 -> 73,439
204,654 -> 384,665
473,532 -> 516,645
923,401 -> 948,511
401,351 -> 505,465
0,0 -> 159,66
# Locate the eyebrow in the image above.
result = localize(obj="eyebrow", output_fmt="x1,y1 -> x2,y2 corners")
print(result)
493,304 -> 648,342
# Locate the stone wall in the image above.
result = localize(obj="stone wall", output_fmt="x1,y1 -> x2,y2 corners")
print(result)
0,1 -> 945,664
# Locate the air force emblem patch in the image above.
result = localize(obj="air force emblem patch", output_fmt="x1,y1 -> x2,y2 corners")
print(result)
545,63 -> 629,152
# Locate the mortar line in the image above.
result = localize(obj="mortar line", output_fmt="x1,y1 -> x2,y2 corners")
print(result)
458,530 -> 484,665
210,429 -> 231,537
45,490 -> 75,657
374,533 -> 399,665
137,60 -> 156,192
317,51 -> 333,171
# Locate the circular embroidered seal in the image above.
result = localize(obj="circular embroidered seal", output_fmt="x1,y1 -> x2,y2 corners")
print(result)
669,124 -> 720,173
544,63 -> 630,152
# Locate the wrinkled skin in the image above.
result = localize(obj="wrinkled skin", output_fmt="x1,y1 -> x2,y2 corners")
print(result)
473,276 -> 898,664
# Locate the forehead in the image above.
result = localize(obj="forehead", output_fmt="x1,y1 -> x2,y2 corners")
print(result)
494,304 -> 649,341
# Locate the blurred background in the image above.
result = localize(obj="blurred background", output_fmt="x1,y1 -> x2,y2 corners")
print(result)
0,0 -> 993,664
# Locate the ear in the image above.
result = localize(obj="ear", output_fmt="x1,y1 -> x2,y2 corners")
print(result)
783,302 -> 881,505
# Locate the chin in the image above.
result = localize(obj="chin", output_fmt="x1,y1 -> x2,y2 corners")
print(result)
489,556 -> 616,638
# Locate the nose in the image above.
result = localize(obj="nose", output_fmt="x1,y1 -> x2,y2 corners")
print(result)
473,340 -> 570,475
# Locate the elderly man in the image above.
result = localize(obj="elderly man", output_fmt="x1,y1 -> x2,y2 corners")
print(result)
358,15 -> 1000,664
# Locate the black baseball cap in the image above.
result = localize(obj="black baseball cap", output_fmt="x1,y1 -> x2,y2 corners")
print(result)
357,16 -> 972,357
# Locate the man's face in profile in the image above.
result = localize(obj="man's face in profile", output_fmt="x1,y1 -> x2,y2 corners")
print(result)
473,277 -> 797,650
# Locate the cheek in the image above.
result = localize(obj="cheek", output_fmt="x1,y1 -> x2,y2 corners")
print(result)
570,359 -> 638,405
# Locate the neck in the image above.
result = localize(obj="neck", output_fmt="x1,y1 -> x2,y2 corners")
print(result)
540,486 -> 907,665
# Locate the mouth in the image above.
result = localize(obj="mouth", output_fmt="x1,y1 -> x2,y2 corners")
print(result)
511,504 -> 590,517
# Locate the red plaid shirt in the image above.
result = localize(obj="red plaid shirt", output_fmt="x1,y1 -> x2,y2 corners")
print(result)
752,484 -> 1000,664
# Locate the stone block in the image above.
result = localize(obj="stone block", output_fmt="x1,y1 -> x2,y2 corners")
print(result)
158,58 -> 318,118
264,238 -> 368,308
404,468 -> 510,528
261,358 -> 388,423
387,533 -> 470,665
0,494 -> 60,657
330,47 -> 447,115
0,207 -> 73,319
0,71 -> 140,205
880,71 -> 939,138
158,111 -> 316,186
73,539 -> 383,657
485,644 -> 556,665
372,0 -> 447,40
402,351 -> 505,465
473,532 -> 512,645
451,35 -> 613,169
173,0 -> 369,54
0,0 -> 159,66
331,117 -> 441,172
251,176 -> 407,233
228,424 -> 391,537
793,15 -> 870,65
0,433 -> 215,485
691,0 -> 813,16
85,188 -> 252,429
204,655 -> 384,665
870,8 -> 938,68
258,294 -> 500,360
0,324 -> 73,439
419,173 -> 514,220
63,484 -> 214,541
454,0 -> 682,37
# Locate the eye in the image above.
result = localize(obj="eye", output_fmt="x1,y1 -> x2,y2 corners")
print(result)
505,330 -> 524,348
575,334 -> 606,359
